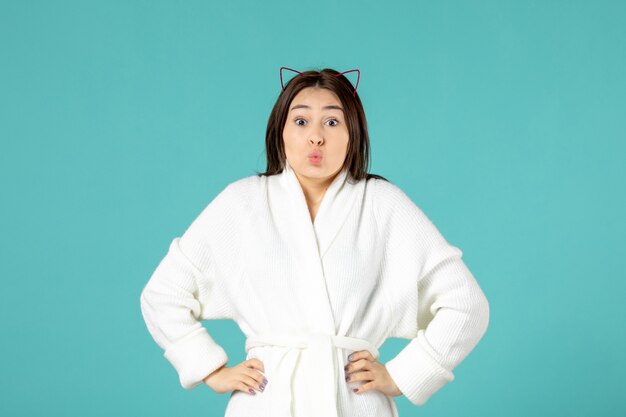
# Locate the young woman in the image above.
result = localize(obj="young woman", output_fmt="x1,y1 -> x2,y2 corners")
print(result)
140,67 -> 490,417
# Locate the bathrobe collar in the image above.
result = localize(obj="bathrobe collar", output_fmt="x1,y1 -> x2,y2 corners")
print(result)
267,158 -> 365,334
280,158 -> 358,260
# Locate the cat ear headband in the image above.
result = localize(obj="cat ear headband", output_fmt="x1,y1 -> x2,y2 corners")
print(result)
280,67 -> 361,97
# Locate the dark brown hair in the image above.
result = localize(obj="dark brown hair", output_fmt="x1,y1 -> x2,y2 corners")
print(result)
256,67 -> 388,183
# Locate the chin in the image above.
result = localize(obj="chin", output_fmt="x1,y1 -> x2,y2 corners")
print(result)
308,166 -> 341,179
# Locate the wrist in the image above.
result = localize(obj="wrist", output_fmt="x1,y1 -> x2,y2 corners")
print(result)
204,363 -> 226,383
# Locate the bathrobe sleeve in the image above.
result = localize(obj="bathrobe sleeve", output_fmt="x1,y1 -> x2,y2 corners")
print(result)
140,183 -> 239,390
375,179 -> 490,406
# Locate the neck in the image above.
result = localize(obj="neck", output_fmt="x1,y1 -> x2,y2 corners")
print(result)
294,172 -> 336,206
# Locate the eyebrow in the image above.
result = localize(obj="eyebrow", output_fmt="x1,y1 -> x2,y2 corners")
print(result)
290,104 -> 344,112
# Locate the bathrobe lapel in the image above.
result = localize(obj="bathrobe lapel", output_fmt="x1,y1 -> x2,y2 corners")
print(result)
252,162 -> 371,417
268,159 -> 364,334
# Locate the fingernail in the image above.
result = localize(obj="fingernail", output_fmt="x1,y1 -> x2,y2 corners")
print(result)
260,384 -> 265,391
263,378 -> 268,384
249,388 -> 255,394
348,354 -> 354,361
353,388 -> 358,393
345,375 -> 350,382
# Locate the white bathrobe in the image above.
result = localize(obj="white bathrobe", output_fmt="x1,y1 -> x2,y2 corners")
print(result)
140,159 -> 490,417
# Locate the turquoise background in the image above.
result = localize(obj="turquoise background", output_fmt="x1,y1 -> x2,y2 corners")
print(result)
1,0 -> 624,416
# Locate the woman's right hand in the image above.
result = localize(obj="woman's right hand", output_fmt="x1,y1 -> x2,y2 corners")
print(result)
203,359 -> 268,395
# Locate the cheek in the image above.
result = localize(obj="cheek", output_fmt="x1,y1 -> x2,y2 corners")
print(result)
282,126 -> 294,148
330,132 -> 349,152
282,128 -> 304,156
333,126 -> 349,145
283,123 -> 301,142
283,134 -> 299,151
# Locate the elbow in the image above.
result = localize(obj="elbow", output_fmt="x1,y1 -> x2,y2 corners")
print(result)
139,289 -> 146,311
139,284 -> 147,308
139,290 -> 148,319
139,284 -> 154,318
475,291 -> 490,339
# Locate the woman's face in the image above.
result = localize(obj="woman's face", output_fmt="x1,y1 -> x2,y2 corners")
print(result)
282,87 -> 349,183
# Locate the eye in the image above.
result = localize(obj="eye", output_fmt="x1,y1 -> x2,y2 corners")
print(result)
295,118 -> 306,126
326,118 -> 339,127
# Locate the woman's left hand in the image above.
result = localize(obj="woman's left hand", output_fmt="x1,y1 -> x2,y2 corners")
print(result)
344,350 -> 402,397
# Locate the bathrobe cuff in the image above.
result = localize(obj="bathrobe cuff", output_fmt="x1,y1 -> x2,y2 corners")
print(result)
163,326 -> 229,390
384,329 -> 454,406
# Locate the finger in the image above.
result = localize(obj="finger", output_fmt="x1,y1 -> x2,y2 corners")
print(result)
240,374 -> 264,393
346,358 -> 372,374
245,367 -> 269,386
245,358 -> 266,373
348,350 -> 375,363
360,351 -> 376,361
345,370 -> 374,383
235,381 -> 257,395
352,380 -> 376,394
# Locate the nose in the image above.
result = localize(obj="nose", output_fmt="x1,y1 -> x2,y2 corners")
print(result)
309,136 -> 324,146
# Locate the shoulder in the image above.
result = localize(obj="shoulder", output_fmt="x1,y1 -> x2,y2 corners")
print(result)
211,173 -> 264,210
369,177 -> 425,223
369,177 -> 451,247
370,177 -> 412,204
222,173 -> 263,195
186,173 -> 262,232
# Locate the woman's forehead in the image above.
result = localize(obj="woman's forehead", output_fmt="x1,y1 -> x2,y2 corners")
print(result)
290,88 -> 343,112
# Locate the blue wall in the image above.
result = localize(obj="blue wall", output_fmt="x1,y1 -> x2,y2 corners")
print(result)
1,1 -> 624,416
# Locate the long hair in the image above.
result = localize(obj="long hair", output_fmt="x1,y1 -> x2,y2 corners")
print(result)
256,67 -> 388,183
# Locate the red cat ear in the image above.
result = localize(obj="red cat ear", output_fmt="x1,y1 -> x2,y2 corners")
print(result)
280,67 -> 303,91
335,69 -> 360,97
